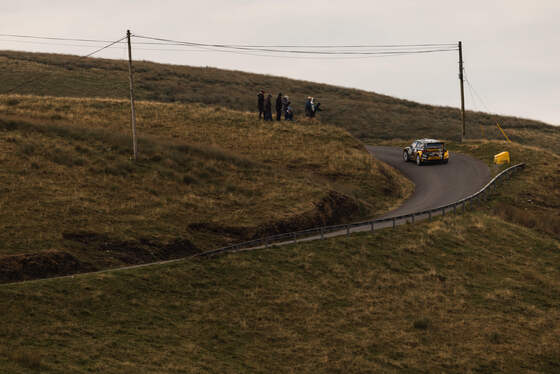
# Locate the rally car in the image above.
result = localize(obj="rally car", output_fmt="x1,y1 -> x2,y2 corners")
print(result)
403,139 -> 449,166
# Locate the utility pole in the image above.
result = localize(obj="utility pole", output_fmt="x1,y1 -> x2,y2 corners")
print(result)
458,41 -> 466,142
127,29 -> 138,161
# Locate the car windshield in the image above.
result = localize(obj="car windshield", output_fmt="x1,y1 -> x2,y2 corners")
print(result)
425,142 -> 444,150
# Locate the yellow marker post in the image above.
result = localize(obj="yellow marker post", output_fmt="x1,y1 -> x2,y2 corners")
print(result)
496,122 -> 511,143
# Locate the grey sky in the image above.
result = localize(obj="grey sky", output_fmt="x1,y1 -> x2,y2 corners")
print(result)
2,1 -> 559,125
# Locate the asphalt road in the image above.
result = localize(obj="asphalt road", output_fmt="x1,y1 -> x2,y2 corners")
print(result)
366,146 -> 491,219
223,145 -> 493,252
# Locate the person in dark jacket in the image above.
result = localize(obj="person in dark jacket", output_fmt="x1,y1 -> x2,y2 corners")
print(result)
286,102 -> 294,121
282,96 -> 289,120
275,93 -> 283,121
257,90 -> 265,119
311,101 -> 322,117
264,94 -> 273,121
305,97 -> 313,117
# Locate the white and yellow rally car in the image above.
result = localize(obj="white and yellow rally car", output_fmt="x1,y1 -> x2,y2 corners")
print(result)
403,139 -> 449,166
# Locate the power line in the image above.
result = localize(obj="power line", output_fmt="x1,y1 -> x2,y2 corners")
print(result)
0,32 -> 458,56
0,33 -> 118,44
0,32 -> 457,49
213,42 -> 458,48
0,38 -> 113,48
136,43 -> 457,60
464,75 -> 491,113
83,36 -> 126,58
2,35 -> 127,94
132,34 -> 457,55
0,38 -> 455,60
0,33 -> 182,46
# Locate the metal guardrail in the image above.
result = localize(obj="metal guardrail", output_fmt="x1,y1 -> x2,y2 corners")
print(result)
197,163 -> 526,257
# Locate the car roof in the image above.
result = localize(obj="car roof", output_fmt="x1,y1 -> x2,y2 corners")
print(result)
417,138 -> 443,144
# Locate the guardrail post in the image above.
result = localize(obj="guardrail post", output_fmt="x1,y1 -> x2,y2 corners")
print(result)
265,238 -> 269,248
453,204 -> 457,214
428,211 -> 432,220
392,217 -> 396,228
442,207 -> 445,216
346,225 -> 350,236
370,222 -> 374,232
462,201 -> 466,212
293,232 -> 297,244
320,227 -> 324,240
411,214 -> 415,223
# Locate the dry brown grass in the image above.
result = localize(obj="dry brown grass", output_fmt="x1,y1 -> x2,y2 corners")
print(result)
0,212 -> 558,373
0,94 -> 411,278
448,140 -> 560,239
1,50 -> 558,153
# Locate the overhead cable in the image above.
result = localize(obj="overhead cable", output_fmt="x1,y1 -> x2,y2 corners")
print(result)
3,35 -> 127,94
133,34 -> 457,55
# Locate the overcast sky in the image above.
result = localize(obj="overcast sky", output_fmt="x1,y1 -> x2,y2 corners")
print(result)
2,1 -> 559,125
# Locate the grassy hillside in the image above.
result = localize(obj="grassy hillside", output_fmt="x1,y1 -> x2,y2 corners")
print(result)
1,140 -> 558,373
1,50 -> 559,373
0,94 -> 411,281
1,50 -> 558,152
1,211 -> 558,373
450,141 -> 560,239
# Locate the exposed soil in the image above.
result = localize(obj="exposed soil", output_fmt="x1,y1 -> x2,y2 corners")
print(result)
0,251 -> 95,283
62,232 -> 201,264
253,191 -> 362,238
1,191 -> 357,283
188,222 -> 250,241
0,234 -> 200,284
189,191 -> 363,241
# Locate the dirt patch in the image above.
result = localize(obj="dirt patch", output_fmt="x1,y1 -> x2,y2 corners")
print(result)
62,232 -> 200,264
253,190 -> 362,238
188,222 -> 250,240
0,234 -> 200,284
189,191 -> 362,242
0,251 -> 95,283
2,192 -> 355,283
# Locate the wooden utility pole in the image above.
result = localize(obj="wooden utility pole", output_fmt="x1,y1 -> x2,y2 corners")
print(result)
458,41 -> 466,142
127,29 -> 138,161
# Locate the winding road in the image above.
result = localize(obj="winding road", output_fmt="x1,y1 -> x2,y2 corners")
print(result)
366,146 -> 491,219
4,146 -> 492,285
232,145 -> 492,248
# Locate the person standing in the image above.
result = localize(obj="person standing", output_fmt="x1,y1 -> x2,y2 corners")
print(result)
305,97 -> 312,117
257,90 -> 265,119
275,93 -> 283,121
282,95 -> 289,120
264,94 -> 273,121
311,101 -> 322,118
286,101 -> 294,121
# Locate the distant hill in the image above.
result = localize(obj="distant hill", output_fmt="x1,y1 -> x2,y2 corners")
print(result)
1,50 -> 558,152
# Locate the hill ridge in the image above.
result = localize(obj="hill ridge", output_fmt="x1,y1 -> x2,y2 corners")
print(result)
1,50 -> 558,153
